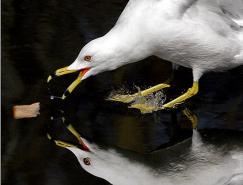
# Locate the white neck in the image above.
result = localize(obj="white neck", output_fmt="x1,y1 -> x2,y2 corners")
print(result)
102,23 -> 154,67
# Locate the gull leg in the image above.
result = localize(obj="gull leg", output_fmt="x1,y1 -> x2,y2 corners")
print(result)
162,81 -> 199,109
130,81 -> 199,113
108,83 -> 170,103
108,64 -> 178,104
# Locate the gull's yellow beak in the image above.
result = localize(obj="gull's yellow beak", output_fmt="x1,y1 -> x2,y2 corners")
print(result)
47,133 -> 90,152
47,66 -> 77,83
47,66 -> 90,100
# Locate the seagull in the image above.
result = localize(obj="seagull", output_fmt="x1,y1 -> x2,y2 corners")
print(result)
48,0 -> 243,113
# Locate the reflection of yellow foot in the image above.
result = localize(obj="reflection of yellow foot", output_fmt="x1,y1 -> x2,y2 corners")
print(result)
182,108 -> 198,129
162,81 -> 199,109
108,83 -> 170,103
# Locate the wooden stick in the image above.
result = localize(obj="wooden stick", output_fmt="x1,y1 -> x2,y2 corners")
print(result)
13,102 -> 40,119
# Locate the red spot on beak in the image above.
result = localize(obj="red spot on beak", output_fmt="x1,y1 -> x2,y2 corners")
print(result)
79,140 -> 90,152
79,68 -> 91,77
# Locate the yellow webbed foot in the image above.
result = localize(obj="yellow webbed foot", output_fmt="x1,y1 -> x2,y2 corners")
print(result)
108,94 -> 136,103
129,104 -> 158,114
129,82 -> 199,114
107,83 -> 170,104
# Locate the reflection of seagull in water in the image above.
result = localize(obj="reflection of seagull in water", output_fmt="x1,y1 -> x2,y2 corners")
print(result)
48,0 -> 243,113
67,139 -> 243,185
49,127 -> 243,185
47,111 -> 243,185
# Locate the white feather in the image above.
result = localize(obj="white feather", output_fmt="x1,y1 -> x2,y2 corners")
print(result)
68,0 -> 243,81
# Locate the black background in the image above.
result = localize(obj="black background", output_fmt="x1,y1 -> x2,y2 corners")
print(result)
2,0 -> 243,185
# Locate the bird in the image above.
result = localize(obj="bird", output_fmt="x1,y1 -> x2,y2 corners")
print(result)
50,128 -> 243,185
47,0 -> 243,113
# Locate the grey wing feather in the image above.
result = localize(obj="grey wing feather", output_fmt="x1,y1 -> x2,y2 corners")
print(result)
219,0 -> 243,20
198,0 -> 243,27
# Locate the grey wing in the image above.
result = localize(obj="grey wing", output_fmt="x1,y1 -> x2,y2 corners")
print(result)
219,0 -> 243,27
196,0 -> 243,27
217,0 -> 243,63
176,0 -> 243,63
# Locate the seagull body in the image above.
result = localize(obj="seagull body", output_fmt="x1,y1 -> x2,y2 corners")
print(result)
69,0 -> 243,80
49,0 -> 243,112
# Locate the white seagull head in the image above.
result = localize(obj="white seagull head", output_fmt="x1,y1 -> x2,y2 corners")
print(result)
66,138 -> 95,174
67,35 -> 132,80
65,138 -> 136,184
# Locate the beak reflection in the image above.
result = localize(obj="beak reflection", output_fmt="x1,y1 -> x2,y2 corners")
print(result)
47,115 -> 90,152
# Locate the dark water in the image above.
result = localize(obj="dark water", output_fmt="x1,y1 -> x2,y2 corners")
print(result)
2,0 -> 243,185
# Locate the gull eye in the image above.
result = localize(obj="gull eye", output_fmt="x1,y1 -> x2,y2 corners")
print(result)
84,55 -> 92,62
83,157 -> 91,166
